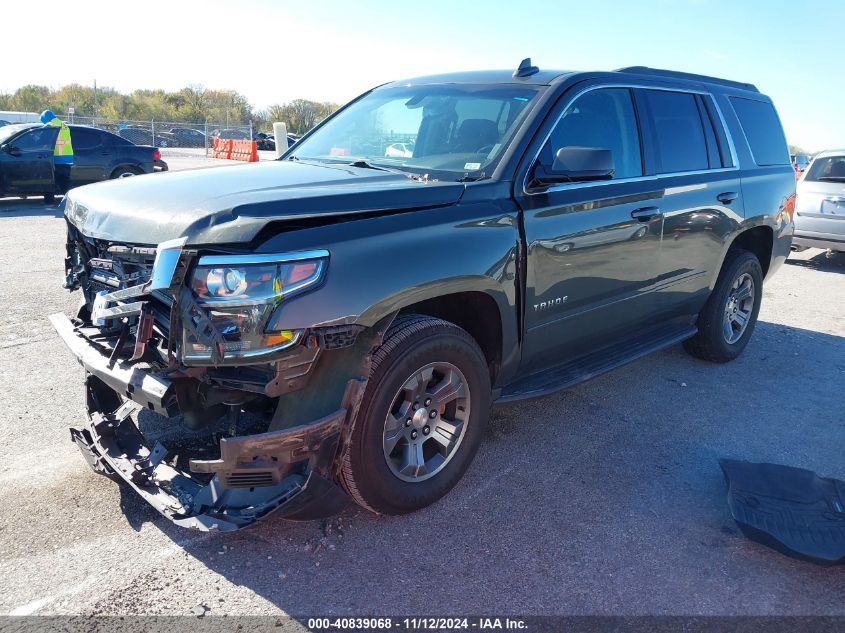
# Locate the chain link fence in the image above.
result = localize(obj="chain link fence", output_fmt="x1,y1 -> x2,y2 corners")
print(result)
63,114 -> 253,157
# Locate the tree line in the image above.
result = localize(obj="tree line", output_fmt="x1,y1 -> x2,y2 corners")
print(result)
0,83 -> 339,135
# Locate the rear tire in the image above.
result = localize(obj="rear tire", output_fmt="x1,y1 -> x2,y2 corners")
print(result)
339,315 -> 491,515
111,166 -> 140,179
44,194 -> 55,204
683,249 -> 763,363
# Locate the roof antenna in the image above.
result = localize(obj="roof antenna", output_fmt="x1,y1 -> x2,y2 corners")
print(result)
513,58 -> 539,78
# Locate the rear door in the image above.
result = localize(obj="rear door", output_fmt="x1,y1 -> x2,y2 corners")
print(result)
635,87 -> 745,319
0,127 -> 57,194
70,127 -> 111,184
516,86 -> 666,373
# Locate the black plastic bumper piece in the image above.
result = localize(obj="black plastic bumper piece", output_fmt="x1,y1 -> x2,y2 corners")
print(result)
51,311 -> 352,531
50,312 -> 177,417
721,459 -> 845,565
70,379 -> 351,531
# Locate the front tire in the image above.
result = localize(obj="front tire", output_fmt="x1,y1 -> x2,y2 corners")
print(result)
340,315 -> 491,515
683,249 -> 763,363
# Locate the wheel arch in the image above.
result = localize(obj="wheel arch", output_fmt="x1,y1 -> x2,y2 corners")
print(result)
397,291 -> 504,385
716,224 -> 774,284
109,164 -> 143,179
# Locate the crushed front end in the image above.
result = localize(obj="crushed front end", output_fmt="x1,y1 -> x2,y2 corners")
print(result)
51,220 -> 378,531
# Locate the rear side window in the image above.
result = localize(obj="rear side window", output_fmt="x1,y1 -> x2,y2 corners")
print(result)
729,97 -> 789,166
543,88 -> 643,179
643,90 -> 709,173
70,127 -> 104,150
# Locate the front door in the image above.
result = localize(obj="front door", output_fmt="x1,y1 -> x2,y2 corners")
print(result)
1,127 -> 57,195
516,87 -> 665,374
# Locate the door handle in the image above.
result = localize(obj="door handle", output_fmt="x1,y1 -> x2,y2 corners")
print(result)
717,191 -> 738,204
631,206 -> 662,221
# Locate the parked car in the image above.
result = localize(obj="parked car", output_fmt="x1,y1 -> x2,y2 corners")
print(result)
168,127 -> 207,148
211,128 -> 250,141
791,153 -> 811,172
253,132 -> 276,151
790,153 -> 811,180
384,142 -> 414,158
252,133 -> 299,152
51,62 -> 794,531
0,120 -> 10,127
793,150 -> 845,253
0,123 -> 167,201
118,126 -> 177,148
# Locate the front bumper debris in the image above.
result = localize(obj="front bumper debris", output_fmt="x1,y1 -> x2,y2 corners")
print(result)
52,313 -> 353,531
50,313 -> 177,416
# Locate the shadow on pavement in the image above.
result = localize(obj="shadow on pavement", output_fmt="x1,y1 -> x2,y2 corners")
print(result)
110,320 -> 845,615
786,250 -> 845,273
0,197 -> 63,218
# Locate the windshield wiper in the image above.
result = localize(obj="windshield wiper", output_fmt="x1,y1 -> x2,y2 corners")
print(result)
457,173 -> 487,182
818,176 -> 845,182
347,159 -> 391,172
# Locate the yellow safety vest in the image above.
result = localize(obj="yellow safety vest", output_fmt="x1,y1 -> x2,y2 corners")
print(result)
49,118 -> 74,164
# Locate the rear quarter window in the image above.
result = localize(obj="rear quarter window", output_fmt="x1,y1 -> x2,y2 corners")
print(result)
729,97 -> 789,166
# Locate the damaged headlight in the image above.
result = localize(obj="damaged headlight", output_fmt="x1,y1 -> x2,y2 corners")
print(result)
182,250 -> 328,364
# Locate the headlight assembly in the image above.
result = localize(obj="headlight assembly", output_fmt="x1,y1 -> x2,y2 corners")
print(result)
182,250 -> 328,365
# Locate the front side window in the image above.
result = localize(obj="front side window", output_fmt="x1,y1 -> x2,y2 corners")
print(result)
12,127 -> 58,151
540,88 -> 643,180
644,90 -> 709,173
0,124 -> 31,145
289,84 -> 541,181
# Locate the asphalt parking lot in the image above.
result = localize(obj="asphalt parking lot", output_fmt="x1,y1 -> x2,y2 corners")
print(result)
0,165 -> 843,618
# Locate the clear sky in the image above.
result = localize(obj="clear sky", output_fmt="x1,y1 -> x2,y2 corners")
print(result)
4,0 -> 843,151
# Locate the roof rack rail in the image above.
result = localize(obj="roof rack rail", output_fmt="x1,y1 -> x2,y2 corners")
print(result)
614,66 -> 758,93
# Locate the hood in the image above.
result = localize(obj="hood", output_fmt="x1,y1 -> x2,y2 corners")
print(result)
65,160 -> 466,245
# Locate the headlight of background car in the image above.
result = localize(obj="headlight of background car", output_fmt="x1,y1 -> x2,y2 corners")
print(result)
183,252 -> 327,364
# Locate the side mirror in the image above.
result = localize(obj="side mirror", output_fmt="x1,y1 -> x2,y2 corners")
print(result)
533,146 -> 615,185
7,146 -> 22,157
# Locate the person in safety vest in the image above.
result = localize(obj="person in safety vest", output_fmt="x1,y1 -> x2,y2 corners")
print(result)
40,110 -> 73,197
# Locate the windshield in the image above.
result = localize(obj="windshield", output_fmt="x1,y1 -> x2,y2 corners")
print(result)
288,84 -> 541,180
804,155 -> 845,181
0,124 -> 34,145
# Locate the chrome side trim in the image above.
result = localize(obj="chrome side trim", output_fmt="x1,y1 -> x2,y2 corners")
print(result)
197,249 -> 330,266
521,83 -> 742,197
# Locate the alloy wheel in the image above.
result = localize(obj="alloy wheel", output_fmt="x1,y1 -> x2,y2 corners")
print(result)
723,272 -> 755,344
382,362 -> 471,483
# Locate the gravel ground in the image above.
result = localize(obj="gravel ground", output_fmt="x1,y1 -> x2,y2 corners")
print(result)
0,190 -> 843,618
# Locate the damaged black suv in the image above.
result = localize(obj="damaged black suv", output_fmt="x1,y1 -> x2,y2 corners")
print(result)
52,62 -> 795,530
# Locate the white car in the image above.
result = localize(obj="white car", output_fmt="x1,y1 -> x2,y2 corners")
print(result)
794,149 -> 845,253
384,142 -> 414,158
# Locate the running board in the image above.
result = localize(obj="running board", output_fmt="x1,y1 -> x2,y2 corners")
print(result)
498,324 -> 697,403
